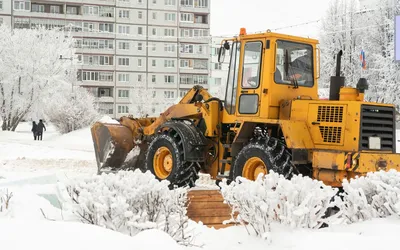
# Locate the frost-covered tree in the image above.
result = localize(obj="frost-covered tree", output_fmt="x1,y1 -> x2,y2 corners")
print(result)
0,24 -> 75,131
319,0 -> 362,88
44,85 -> 100,134
129,80 -> 158,118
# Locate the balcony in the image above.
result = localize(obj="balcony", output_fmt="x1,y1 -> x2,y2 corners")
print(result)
97,96 -> 114,103
179,22 -> 209,29
179,37 -> 210,44
79,64 -> 115,71
179,53 -> 209,59
179,68 -> 208,74
49,0 -> 116,6
79,80 -> 114,87
73,31 -> 115,39
75,48 -> 115,55
180,6 -> 209,14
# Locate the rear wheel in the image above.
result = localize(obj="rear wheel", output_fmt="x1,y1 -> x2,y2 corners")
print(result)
233,134 -> 296,181
145,131 -> 201,188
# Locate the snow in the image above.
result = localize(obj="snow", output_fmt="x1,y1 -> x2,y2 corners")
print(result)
98,115 -> 120,124
1,122 -> 400,250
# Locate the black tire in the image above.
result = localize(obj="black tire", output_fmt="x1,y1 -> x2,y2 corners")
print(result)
145,131 -> 201,188
233,135 -> 297,181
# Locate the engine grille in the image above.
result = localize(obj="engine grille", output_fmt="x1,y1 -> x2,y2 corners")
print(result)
359,105 -> 396,152
317,106 -> 344,123
319,126 -> 342,143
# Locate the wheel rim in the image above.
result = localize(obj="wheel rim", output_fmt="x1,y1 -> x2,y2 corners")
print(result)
242,157 -> 267,181
153,146 -> 173,179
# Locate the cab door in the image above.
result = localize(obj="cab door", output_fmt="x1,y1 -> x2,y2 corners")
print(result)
236,40 -> 264,117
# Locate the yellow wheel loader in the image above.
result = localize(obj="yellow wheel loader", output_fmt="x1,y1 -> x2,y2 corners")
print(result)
91,28 -> 400,188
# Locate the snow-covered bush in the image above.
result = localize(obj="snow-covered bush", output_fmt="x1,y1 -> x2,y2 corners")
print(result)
63,170 -> 191,243
0,189 -> 13,215
340,170 -> 400,223
45,86 -> 100,134
219,172 -> 342,237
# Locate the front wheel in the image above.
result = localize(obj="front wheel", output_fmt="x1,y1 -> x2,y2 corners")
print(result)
233,136 -> 296,181
145,133 -> 200,188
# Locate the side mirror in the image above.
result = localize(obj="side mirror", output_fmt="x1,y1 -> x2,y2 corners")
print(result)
218,46 -> 226,63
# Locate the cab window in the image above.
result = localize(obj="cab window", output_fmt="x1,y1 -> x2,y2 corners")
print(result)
241,41 -> 262,89
275,40 -> 314,87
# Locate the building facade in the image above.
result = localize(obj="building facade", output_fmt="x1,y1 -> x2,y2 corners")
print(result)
0,0 -> 210,118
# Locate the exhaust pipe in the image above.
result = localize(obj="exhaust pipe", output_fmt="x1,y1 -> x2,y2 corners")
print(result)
329,50 -> 345,101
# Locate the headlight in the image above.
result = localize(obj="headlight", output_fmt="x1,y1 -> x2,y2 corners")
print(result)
369,137 -> 381,150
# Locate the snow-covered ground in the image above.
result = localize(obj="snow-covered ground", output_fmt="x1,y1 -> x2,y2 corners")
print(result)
1,122 -> 400,250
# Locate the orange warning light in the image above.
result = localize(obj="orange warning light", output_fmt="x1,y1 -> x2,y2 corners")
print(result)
240,28 -> 247,35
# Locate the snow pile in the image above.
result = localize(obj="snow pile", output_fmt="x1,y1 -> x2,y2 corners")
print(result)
219,172 -> 342,238
340,169 -> 400,223
98,115 -> 120,124
192,173 -> 219,190
60,170 -> 192,243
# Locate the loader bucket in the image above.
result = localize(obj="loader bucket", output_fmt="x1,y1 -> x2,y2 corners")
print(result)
91,122 -> 134,172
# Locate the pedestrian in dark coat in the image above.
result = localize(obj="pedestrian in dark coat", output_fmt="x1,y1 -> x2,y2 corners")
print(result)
36,119 -> 46,141
31,121 -> 37,140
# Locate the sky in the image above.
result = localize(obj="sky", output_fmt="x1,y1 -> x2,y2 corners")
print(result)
210,0 -> 332,40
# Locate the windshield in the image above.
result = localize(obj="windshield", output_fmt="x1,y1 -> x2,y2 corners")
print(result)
275,40 -> 314,87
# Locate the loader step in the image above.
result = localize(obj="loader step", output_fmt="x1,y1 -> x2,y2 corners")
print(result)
220,159 -> 232,164
222,144 -> 232,148
187,190 -> 237,229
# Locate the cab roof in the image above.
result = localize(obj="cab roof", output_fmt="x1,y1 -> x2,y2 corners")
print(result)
234,28 -> 319,45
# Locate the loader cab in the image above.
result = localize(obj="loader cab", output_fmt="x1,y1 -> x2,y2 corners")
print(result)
218,29 -> 319,120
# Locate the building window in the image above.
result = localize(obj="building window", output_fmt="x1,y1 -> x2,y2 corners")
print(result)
138,11 -> 143,19
99,6 -> 114,17
164,91 -> 175,99
152,12 -> 157,19
119,42 -> 130,50
138,0 -> 142,4
66,6 -> 78,14
180,44 -> 193,53
180,59 -> 192,68
152,44 -> 156,51
165,13 -> 176,21
152,0 -> 157,4
119,10 -> 130,18
152,91 -> 157,98
165,0 -> 175,5
180,13 -> 193,22
197,0 -> 208,8
164,60 -> 175,68
164,75 -> 174,83
14,1 -> 31,11
98,88 -> 112,97
214,63 -> 221,70
164,28 -> 175,37
118,73 -> 130,82
83,5 -> 99,15
138,27 -> 143,35
99,23 -> 113,32
138,74 -> 142,82
0,1 -> 3,10
164,44 -> 175,52
180,90 -> 187,97
138,58 -> 142,67
152,60 -> 156,67
118,25 -> 130,34
118,105 -> 129,114
118,58 -> 130,66
152,28 -> 157,36
152,75 -> 156,83
32,4 -> 45,12
180,0 -> 193,7
138,42 -> 143,51
118,90 -> 129,98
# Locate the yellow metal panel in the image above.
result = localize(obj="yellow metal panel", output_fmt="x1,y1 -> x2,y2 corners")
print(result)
312,151 -> 346,170
278,120 -> 314,149
356,153 -> 400,173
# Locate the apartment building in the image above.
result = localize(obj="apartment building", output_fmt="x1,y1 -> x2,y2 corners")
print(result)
0,0 -> 210,118
209,37 -> 229,99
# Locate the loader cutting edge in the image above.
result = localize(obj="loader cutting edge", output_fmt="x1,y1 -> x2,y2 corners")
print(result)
91,122 -> 134,172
